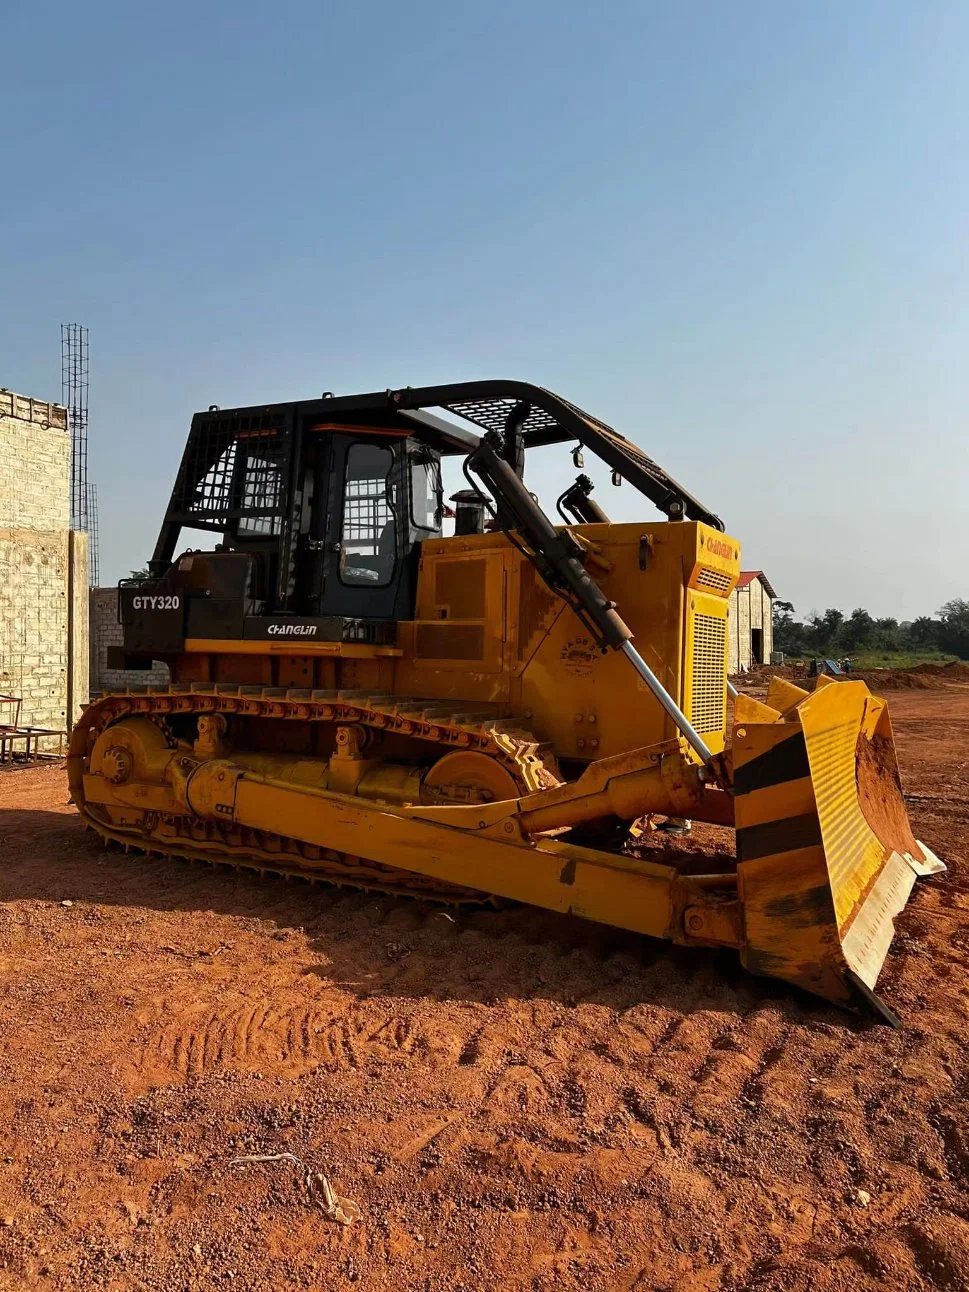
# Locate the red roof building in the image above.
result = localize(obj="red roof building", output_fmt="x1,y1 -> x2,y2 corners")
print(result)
735,569 -> 777,597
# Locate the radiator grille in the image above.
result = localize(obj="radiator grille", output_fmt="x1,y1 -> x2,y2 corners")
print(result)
696,567 -> 732,593
691,613 -> 727,734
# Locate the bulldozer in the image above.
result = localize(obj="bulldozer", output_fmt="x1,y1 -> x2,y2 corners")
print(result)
69,380 -> 943,1022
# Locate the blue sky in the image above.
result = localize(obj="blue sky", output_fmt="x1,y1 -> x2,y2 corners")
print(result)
3,0 -> 967,620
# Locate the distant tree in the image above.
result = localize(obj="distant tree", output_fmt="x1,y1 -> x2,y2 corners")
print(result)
807,608 -> 844,655
126,567 -> 154,584
873,617 -> 901,652
907,616 -> 940,647
772,601 -> 808,655
763,599 -> 959,660
938,599 -> 969,659
839,608 -> 875,652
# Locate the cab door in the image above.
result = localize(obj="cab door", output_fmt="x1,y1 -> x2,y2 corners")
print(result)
319,435 -> 407,621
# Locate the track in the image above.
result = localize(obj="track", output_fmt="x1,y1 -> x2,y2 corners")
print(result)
68,685 -> 562,901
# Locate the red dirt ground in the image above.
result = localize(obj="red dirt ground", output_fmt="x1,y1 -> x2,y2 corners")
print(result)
1,689 -> 969,1291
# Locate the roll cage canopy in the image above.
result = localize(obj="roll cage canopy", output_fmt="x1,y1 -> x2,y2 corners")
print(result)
354,380 -> 722,530
152,379 -> 723,575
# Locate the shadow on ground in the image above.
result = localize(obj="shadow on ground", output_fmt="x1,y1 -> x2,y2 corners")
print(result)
0,806 -> 853,1029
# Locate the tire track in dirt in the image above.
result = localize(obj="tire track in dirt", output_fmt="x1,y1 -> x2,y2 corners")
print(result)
143,995 -> 426,1082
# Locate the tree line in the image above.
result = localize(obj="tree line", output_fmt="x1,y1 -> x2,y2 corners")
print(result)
773,599 -> 969,660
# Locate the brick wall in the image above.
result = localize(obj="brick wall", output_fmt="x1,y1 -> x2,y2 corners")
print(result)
89,587 -> 170,693
0,391 -> 87,736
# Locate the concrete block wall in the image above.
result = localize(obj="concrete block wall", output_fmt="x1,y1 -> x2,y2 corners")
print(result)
730,586 -> 752,674
728,576 -> 776,674
89,587 -> 170,693
758,584 -> 774,661
0,391 -> 87,737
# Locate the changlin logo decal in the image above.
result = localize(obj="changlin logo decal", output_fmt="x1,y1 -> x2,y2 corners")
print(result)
267,623 -> 318,637
705,537 -> 735,560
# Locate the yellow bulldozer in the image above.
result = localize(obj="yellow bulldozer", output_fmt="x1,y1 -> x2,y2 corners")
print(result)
69,381 -> 943,1022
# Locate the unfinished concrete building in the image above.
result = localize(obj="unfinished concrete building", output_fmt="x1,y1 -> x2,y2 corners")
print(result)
0,389 -> 88,747
728,570 -> 776,673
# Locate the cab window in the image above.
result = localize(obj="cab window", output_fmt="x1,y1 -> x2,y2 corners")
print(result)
340,443 -> 396,586
235,442 -> 284,537
410,450 -> 442,533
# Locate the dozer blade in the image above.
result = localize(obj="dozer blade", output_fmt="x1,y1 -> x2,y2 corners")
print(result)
732,676 -> 944,1016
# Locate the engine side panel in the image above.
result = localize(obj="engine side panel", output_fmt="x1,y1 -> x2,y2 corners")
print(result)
394,521 -> 738,759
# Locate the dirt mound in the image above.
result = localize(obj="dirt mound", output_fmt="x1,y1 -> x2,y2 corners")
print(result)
857,662 -> 969,690
737,662 -> 969,692
896,660 -> 969,682
858,670 -> 941,691
792,671 -> 938,692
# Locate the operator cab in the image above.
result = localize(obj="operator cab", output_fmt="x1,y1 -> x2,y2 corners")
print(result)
119,381 -> 722,665
118,401 -> 461,660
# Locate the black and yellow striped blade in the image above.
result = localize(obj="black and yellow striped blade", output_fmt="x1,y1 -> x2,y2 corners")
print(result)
732,677 -> 944,1008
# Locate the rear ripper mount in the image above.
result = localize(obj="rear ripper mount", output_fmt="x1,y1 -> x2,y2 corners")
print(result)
75,380 -> 944,1022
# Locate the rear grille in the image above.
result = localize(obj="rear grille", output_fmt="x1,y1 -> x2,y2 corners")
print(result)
696,567 -> 732,593
691,613 -> 727,734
